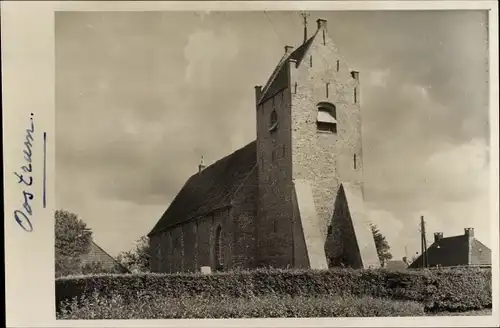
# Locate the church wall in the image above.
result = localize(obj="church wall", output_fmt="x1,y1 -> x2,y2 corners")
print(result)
231,169 -> 259,269
196,217 -> 213,269
149,235 -> 160,272
256,83 -> 295,268
182,222 -> 197,272
170,225 -> 184,273
290,23 -> 363,248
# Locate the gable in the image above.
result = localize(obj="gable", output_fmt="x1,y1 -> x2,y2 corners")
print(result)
149,141 -> 257,236
471,239 -> 492,265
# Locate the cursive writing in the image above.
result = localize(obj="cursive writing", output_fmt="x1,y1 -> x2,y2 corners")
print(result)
14,114 -> 35,232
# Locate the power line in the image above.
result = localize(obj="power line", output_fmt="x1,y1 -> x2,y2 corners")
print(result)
264,11 -> 285,45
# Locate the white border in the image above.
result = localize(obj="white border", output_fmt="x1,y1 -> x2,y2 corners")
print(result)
2,1 -> 498,327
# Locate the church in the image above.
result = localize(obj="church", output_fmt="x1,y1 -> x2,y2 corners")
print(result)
148,18 -> 380,273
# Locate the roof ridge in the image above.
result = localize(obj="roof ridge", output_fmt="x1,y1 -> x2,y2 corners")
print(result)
258,33 -> 317,105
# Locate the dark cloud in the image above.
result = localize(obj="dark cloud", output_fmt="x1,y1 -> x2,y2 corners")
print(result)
56,10 -> 491,256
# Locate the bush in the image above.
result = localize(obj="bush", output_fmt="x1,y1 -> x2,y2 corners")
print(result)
55,267 -> 491,313
58,292 -> 424,319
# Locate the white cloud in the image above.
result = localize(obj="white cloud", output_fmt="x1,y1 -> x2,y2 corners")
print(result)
183,28 -> 239,87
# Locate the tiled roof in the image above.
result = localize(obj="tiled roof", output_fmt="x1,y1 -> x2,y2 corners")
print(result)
385,260 -> 408,271
258,35 -> 316,105
80,240 -> 130,273
149,141 -> 257,236
409,234 -> 491,268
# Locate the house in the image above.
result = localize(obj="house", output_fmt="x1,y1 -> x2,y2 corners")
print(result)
148,18 -> 380,273
409,228 -> 491,269
385,259 -> 408,271
80,240 -> 130,274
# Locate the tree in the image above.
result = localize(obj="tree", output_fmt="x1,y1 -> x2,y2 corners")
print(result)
117,236 -> 150,273
370,223 -> 393,266
55,209 -> 93,277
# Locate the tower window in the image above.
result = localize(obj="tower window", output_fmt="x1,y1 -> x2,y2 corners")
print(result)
294,82 -> 297,94
354,154 -> 357,169
269,110 -> 278,132
310,55 -> 313,67
316,102 -> 337,133
323,30 -> 326,45
336,60 -> 340,72
214,225 -> 223,270
326,82 -> 330,98
354,87 -> 358,103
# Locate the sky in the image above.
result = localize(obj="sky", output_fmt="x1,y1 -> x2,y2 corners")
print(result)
55,10 -> 491,260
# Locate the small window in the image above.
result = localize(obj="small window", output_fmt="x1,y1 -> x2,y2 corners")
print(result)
322,30 -> 326,45
326,83 -> 330,98
354,87 -> 358,103
336,60 -> 340,72
354,154 -> 357,169
269,110 -> 278,132
316,102 -> 337,133
310,55 -> 313,67
294,82 -> 297,94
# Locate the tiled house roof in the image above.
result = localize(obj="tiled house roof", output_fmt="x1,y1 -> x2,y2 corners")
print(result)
409,232 -> 491,269
385,260 -> 408,271
80,240 -> 130,273
148,141 -> 257,236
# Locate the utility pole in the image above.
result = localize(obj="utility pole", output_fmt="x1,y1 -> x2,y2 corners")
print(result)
300,11 -> 310,44
420,216 -> 428,268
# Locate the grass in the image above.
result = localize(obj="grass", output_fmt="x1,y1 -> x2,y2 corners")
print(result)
57,291 -> 425,319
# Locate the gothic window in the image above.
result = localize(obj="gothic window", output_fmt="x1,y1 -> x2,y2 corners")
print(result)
354,86 -> 358,103
294,82 -> 298,94
326,82 -> 330,98
354,154 -> 357,169
310,55 -> 313,67
269,110 -> 278,132
316,102 -> 337,133
214,225 -> 223,270
336,60 -> 340,72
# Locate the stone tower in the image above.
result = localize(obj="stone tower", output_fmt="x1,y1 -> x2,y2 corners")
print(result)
255,18 -> 379,269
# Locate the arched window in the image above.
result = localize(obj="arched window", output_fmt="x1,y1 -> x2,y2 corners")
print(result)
316,102 -> 337,133
214,225 -> 223,270
269,110 -> 278,132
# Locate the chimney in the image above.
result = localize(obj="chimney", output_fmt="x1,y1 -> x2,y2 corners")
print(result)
351,71 -> 360,80
198,156 -> 206,173
284,45 -> 294,55
464,227 -> 474,238
254,85 -> 262,104
316,18 -> 327,31
434,232 -> 443,243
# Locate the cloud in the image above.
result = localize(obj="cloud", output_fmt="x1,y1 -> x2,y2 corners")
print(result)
55,11 -> 491,257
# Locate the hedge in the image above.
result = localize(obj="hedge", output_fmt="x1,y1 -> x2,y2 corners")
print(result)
58,293 -> 425,319
55,267 -> 491,313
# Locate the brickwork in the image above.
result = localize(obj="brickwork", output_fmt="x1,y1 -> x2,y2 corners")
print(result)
290,22 -> 363,247
149,18 -> 375,272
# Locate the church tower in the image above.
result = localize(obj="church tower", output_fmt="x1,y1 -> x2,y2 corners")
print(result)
255,18 -> 379,269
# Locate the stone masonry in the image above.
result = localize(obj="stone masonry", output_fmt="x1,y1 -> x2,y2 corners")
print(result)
148,18 -> 380,273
